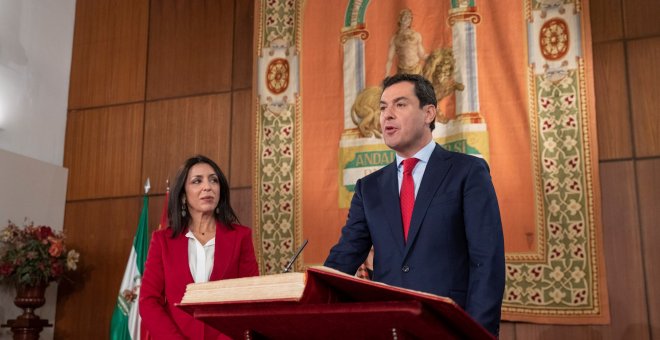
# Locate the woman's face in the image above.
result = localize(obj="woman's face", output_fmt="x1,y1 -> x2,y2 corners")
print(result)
184,163 -> 221,216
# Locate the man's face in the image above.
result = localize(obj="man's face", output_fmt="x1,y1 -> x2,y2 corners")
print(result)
379,81 -> 436,158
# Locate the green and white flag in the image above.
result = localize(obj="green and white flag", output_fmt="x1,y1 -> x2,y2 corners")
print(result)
110,179 -> 150,340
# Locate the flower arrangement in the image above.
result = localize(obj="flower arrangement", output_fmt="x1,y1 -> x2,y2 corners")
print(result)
0,220 -> 80,287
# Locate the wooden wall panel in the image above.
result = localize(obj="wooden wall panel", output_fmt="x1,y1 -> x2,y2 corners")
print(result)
636,158 -> 660,338
516,324 -> 615,340
230,90 -> 254,187
593,42 -> 632,160
627,37 -> 660,157
56,198 -> 142,339
147,194 -> 168,233
68,0 -> 148,109
64,104 -> 144,200
231,187 -> 253,228
146,0 -> 235,100
623,0 -> 660,38
142,94 -> 232,194
589,0 -> 623,42
598,161 -> 649,340
232,0 -> 255,89
499,322 -> 515,340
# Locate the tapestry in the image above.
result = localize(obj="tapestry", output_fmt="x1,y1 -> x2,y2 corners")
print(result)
254,0 -> 609,324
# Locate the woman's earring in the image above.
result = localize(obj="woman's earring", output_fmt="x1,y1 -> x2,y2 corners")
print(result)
215,207 -> 220,214
181,197 -> 187,217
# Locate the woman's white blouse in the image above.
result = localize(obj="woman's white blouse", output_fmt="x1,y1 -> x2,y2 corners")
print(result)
185,231 -> 215,283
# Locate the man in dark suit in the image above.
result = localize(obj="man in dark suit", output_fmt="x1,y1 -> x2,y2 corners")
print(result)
324,73 -> 505,336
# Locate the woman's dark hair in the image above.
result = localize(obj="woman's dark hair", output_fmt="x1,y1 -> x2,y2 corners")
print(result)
382,73 -> 438,131
168,155 -> 239,238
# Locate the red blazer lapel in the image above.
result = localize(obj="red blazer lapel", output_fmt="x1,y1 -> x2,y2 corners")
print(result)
209,221 -> 236,281
170,228 -> 194,284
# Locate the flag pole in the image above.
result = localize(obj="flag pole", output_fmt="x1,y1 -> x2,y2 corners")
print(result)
109,178 -> 151,340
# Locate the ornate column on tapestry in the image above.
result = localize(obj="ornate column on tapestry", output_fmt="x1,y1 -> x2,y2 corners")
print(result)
253,0 -> 305,275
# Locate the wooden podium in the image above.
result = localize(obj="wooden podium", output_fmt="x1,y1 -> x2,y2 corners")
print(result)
177,267 -> 494,339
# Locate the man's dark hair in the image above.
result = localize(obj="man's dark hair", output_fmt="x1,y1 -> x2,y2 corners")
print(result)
382,73 -> 438,131
168,155 -> 239,238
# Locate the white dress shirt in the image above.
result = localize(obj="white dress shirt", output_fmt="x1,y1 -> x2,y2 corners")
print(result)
185,231 -> 215,283
395,139 -> 436,198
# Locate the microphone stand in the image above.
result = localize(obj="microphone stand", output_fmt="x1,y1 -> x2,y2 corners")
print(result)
283,239 -> 308,273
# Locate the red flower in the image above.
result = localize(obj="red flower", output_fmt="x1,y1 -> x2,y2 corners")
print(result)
50,260 -> 63,278
0,263 -> 14,276
48,238 -> 64,257
34,226 -> 54,241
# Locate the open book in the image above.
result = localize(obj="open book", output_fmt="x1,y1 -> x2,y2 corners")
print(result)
180,270 -> 307,304
179,265 -> 445,305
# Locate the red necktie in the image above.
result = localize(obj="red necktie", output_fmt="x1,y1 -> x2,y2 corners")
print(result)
400,158 -> 419,242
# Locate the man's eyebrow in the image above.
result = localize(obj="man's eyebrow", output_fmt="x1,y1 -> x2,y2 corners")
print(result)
380,96 -> 409,105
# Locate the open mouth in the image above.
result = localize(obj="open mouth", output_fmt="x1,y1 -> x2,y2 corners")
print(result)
384,126 -> 398,134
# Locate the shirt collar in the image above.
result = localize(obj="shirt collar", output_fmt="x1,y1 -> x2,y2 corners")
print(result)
396,139 -> 436,168
185,230 -> 216,246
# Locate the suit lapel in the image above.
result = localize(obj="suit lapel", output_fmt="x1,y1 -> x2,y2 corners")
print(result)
210,221 -> 236,281
404,145 -> 453,257
380,162 -> 405,255
171,228 -> 194,284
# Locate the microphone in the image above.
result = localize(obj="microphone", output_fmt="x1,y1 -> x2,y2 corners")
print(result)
283,239 -> 308,273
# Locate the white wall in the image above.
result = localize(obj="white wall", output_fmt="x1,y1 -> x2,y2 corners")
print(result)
0,0 -> 76,166
0,149 -> 68,340
0,0 -> 75,338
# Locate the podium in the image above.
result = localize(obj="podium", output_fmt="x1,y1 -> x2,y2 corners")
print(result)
177,267 -> 495,339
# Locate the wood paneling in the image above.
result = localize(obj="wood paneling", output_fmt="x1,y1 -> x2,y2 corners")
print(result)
147,193 -> 168,233
589,0 -> 623,42
627,37 -> 660,157
56,198 -> 142,339
593,42 -> 632,160
231,187 -> 253,228
142,94 -> 232,194
598,161 -> 649,340
146,0 -> 235,100
623,0 -> 660,38
515,324 -> 614,340
68,0 -> 148,109
232,0 -> 255,89
230,90 -> 254,187
499,322 -> 515,340
64,104 -> 144,200
636,158 -> 660,338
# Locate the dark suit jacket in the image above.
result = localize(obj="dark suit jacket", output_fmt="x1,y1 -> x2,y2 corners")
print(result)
140,222 -> 259,339
325,144 -> 505,336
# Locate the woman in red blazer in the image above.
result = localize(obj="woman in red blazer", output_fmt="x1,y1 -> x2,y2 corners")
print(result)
140,155 -> 259,339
